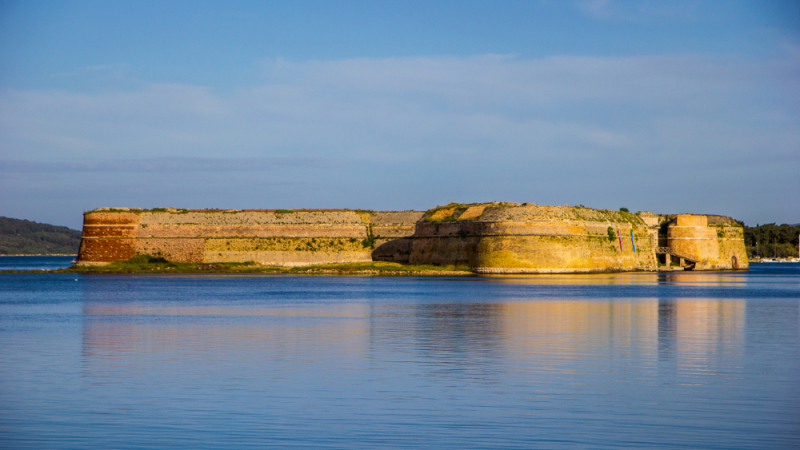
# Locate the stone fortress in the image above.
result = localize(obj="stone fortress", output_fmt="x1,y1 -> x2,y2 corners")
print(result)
77,202 -> 748,272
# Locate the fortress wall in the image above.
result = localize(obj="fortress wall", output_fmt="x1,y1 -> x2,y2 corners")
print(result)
667,214 -> 748,270
408,237 -> 481,266
77,205 -> 746,272
371,225 -> 417,238
407,205 -> 657,273
369,211 -> 425,225
77,212 -> 141,264
137,210 -> 368,226
676,214 -> 707,228
83,212 -> 142,226
371,238 -> 414,263
78,238 -> 138,264
135,238 -> 205,263
408,230 -> 656,273
369,211 -> 424,240
405,222 -> 483,266
203,237 -> 373,266
472,233 -> 653,273
77,209 -> 422,266
137,224 -> 366,238
717,227 -> 748,270
478,204 -> 642,223
205,249 -> 374,266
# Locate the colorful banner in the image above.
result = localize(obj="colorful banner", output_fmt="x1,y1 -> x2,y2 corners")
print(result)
617,229 -> 623,252
630,230 -> 636,253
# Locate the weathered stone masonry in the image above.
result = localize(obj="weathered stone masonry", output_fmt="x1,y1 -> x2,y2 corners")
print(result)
77,204 -> 748,272
77,209 -> 423,267
381,203 -> 747,273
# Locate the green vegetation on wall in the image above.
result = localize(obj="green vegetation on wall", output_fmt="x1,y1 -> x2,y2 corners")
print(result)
423,203 -> 467,222
361,225 -> 380,249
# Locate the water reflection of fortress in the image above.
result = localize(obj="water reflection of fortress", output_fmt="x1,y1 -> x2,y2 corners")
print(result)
81,281 -> 745,374
77,203 -> 748,273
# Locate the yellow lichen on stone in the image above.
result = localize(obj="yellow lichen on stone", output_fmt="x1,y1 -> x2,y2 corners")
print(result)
429,207 -> 456,221
458,205 -> 487,220
205,237 -> 365,253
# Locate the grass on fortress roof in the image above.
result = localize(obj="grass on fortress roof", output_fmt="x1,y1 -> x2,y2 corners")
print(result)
421,202 -> 649,224
41,255 -> 472,276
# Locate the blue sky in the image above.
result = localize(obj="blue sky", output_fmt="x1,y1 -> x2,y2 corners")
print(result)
1,0 -> 799,229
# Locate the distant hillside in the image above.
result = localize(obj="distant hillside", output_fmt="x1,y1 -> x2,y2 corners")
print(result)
0,217 -> 81,255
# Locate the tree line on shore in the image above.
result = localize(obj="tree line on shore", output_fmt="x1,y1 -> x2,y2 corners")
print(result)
0,217 -> 81,255
744,223 -> 800,258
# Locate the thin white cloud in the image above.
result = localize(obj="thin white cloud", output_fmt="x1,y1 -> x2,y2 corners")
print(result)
1,53 -> 798,224
576,0 -> 612,19
574,0 -> 700,23
0,157 -> 333,173
4,53 -> 794,161
50,63 -> 130,80
2,54 -> 795,158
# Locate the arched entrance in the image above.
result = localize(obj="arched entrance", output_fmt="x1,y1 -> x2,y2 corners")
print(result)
731,255 -> 739,269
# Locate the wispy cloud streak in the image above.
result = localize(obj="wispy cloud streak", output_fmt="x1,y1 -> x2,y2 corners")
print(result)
1,53 -> 798,225
0,157 -> 334,173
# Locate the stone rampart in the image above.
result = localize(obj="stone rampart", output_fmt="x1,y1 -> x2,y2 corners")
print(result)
77,209 -> 424,266
77,204 -> 748,272
405,203 -> 657,273
667,214 -> 747,270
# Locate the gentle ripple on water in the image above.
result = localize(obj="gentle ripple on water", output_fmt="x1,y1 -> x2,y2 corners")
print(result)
0,255 -> 75,272
0,263 -> 798,449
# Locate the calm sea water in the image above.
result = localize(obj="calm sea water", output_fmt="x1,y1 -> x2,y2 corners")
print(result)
0,255 -> 75,271
1,261 -> 798,449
